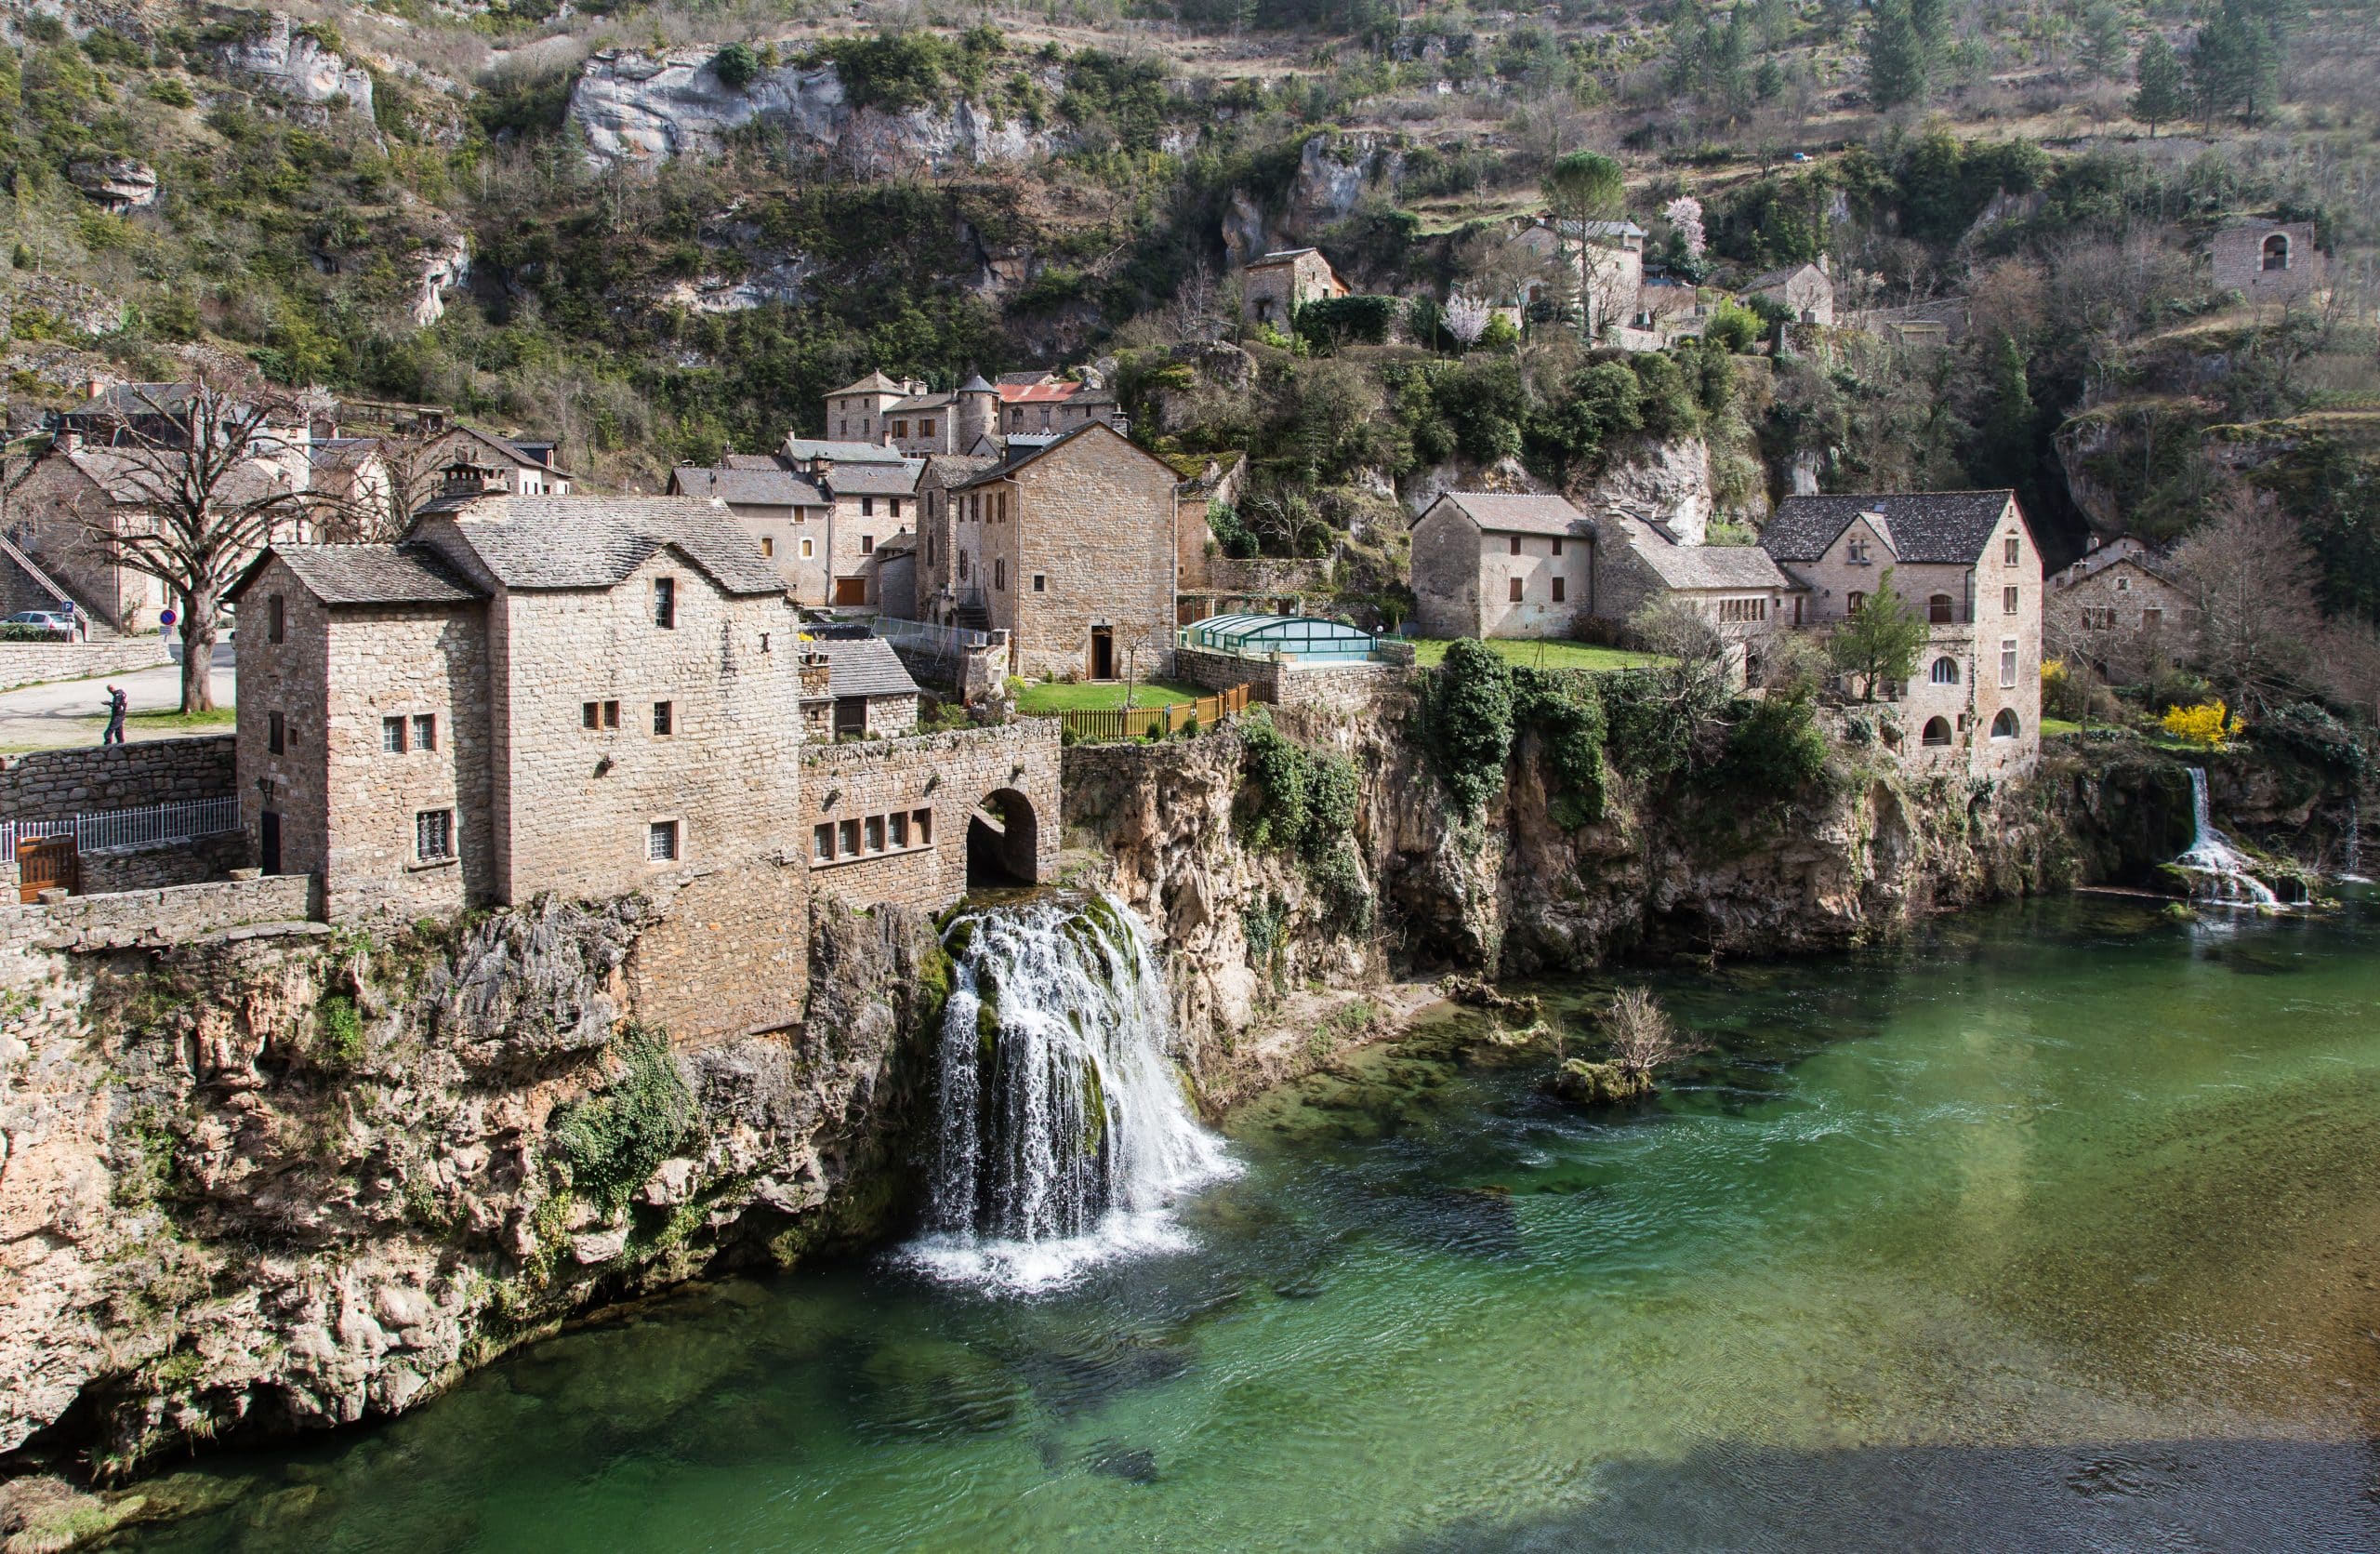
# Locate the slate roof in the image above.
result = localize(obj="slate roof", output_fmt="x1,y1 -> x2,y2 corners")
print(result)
671,464 -> 826,507
1615,519 -> 1791,591
1427,491 -> 1593,538
824,461 -> 922,498
1250,246 -> 1323,265
722,453 -> 784,471
804,635 -> 919,700
782,438 -> 909,465
430,496 -> 785,595
241,544 -> 487,607
1743,263 -> 1824,292
875,529 -> 917,555
889,392 -> 957,413
1761,491 -> 2017,565
830,370 -> 907,397
947,422 -> 1171,492
442,425 -> 574,477
309,436 -> 381,472
922,454 -> 998,485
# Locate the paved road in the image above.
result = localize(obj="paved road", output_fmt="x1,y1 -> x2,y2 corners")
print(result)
0,644 -> 235,752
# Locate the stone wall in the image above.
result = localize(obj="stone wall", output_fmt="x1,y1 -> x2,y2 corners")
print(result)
1203,557 -> 1335,596
0,636 -> 171,692
73,831 -> 249,895
800,719 -> 1061,910
623,857 -> 812,1039
1174,646 -> 1408,710
0,735 -> 234,823
987,427 -> 1181,681
0,871 -> 318,962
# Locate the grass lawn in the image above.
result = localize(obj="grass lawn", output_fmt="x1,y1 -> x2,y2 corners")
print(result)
2040,717 -> 2085,737
1015,679 -> 1210,714
1408,638 -> 1663,673
81,707 -> 237,735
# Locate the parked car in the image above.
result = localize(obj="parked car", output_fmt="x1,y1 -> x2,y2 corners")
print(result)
2,610 -> 74,638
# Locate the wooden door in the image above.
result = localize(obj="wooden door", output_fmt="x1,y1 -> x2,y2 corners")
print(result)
18,836 -> 77,902
833,577 -> 867,605
260,811 -> 282,875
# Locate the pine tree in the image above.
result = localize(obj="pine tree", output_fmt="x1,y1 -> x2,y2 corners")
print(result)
1981,330 -> 2039,499
1865,0 -> 1930,108
2078,0 -> 2128,80
2130,33 -> 2185,134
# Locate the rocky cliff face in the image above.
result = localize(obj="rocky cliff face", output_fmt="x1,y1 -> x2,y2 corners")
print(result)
0,893 -> 945,1481
566,50 -> 1077,172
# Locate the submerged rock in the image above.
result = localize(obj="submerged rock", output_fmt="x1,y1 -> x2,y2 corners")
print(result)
1546,1059 -> 1653,1109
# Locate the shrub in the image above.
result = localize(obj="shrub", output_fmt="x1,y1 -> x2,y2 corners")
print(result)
1295,295 -> 1400,349
1207,500 -> 1257,560
318,993 -> 364,1066
1712,693 -> 1828,796
2256,701 -> 2367,777
1428,640 -> 1514,814
1703,299 -> 1763,352
712,43 -> 761,90
1511,668 -> 1607,828
548,1027 -> 694,1216
2162,699 -> 2242,750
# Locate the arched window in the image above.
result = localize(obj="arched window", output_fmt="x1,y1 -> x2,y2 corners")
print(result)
1990,708 -> 2019,740
1928,592 -> 1955,624
1846,591 -> 1867,615
1922,716 -> 1953,747
2263,232 -> 2290,272
1930,657 -> 1960,684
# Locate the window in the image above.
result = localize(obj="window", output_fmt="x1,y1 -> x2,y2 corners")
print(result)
892,419 -> 908,439
1922,717 -> 1952,747
1928,593 -> 1955,624
269,711 -> 284,754
1930,656 -> 1960,684
920,419 -> 935,437
914,808 -> 932,845
800,538 -> 814,559
1509,535 -> 1522,556
861,497 -> 874,518
383,715 -> 407,753
1509,578 -> 1525,603
1552,537 -> 1564,556
839,818 -> 860,856
2142,607 -> 2164,629
890,812 -> 908,847
1847,538 -> 1871,564
890,498 -> 902,520
416,809 -> 455,861
2082,606 -> 2117,630
267,594 -> 285,644
813,823 -> 835,862
760,536 -> 774,558
2003,586 -> 2019,615
996,560 -> 1007,591
2001,637 -> 2018,688
2004,536 -> 2020,565
1552,577 -> 1567,604
413,714 -> 436,751
865,816 -> 885,853
838,418 -> 847,436
1717,597 -> 1766,623
654,577 -> 676,629
1990,708 -> 2020,740
861,535 -> 876,555
1033,573 -> 1047,593
1847,591 -> 1867,614
652,700 -> 673,736
2263,232 -> 2289,272
648,820 -> 680,861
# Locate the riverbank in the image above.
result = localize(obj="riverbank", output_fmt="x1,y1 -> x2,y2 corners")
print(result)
70,894 -> 2380,1553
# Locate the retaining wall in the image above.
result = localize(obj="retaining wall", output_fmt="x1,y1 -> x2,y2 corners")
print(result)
0,735 -> 236,822
0,871 -> 320,961
0,636 -> 171,692
1174,646 -> 1411,710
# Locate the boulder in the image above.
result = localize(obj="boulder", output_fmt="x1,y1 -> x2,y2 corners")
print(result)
65,156 -> 158,212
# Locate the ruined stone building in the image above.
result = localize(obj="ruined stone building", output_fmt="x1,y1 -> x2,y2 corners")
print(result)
912,422 -> 1197,679
2210,219 -> 2325,303
1239,246 -> 1350,329
1760,491 -> 2043,779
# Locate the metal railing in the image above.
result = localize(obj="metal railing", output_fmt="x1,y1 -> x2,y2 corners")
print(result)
1,795 -> 243,863
872,616 -> 991,663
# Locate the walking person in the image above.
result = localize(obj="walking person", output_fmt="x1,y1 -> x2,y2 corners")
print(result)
101,683 -> 127,746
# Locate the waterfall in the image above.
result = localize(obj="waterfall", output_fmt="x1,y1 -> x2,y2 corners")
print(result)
2175,768 -> 2278,908
2345,796 -> 2369,883
904,896 -> 1236,1294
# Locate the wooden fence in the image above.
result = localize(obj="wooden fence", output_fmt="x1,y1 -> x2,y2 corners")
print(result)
1058,683 -> 1252,742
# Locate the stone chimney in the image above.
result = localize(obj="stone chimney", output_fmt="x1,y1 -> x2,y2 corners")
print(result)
439,457 -> 507,499
798,647 -> 831,700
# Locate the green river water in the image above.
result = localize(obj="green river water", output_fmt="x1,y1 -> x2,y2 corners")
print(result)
126,895 -> 2380,1551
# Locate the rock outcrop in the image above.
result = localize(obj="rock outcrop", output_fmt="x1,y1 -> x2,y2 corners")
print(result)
1578,437 -> 1715,543
0,893 -> 945,1476
565,49 -> 1073,172
215,17 -> 377,123
409,232 -> 470,328
63,156 -> 157,212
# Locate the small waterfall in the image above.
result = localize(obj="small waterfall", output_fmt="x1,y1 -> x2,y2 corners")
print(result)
2175,768 -> 2278,908
2344,796 -> 2369,883
905,896 -> 1236,1293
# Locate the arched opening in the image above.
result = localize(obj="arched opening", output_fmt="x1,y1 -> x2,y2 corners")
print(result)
1928,592 -> 1955,623
1846,591 -> 1867,615
1930,656 -> 1960,684
1922,716 -> 1953,747
2262,232 -> 2290,272
967,788 -> 1039,888
1990,708 -> 2020,740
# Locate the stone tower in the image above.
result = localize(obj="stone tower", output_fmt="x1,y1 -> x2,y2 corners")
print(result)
956,373 -> 998,452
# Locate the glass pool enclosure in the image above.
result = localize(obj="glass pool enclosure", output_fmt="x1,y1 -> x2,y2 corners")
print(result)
1180,614 -> 1382,663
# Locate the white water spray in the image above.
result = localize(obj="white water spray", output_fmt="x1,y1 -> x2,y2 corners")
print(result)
2175,768 -> 2278,907
904,896 -> 1236,1295
2344,796 -> 2369,883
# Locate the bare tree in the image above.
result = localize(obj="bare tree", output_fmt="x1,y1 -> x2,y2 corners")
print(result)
2167,485 -> 2322,712
1630,595 -> 1735,711
72,378 -> 342,712
1604,987 -> 1709,1077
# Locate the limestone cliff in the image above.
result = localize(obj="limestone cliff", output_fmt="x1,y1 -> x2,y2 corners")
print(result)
0,894 -> 945,1481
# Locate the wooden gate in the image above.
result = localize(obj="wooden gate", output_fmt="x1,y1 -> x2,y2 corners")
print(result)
17,836 -> 77,902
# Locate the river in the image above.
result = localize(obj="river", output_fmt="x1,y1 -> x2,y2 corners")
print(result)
126,895 -> 2380,1551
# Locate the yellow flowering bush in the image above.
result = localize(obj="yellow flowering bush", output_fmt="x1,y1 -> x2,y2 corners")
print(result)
2162,699 -> 2243,750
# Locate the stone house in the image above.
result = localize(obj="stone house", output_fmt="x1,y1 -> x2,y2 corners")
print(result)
229,485 -> 811,1037
1741,260 -> 1835,325
819,369 -> 1125,458
799,634 -> 921,738
1593,515 -> 1798,635
1410,493 -> 1598,640
994,372 -> 1124,439
1760,490 -> 2042,779
2046,536 -> 2193,674
800,720 -> 1060,911
1240,247 -> 1349,329
672,452 -> 919,609
414,427 -> 573,497
915,423 -> 1192,678
822,370 -> 911,445
815,459 -> 921,608
2210,220 -> 2324,303
868,531 -> 916,620
1511,219 -> 1648,342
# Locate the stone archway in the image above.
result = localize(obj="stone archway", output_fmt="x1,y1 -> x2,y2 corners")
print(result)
966,787 -> 1040,888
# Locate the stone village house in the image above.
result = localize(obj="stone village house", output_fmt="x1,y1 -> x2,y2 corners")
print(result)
668,449 -> 921,609
226,476 -> 1058,1037
819,369 -> 1123,458
2045,536 -> 2195,677
2210,219 -> 2325,304
911,422 -> 1200,679
1759,491 -> 2043,779
1238,247 -> 1350,330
